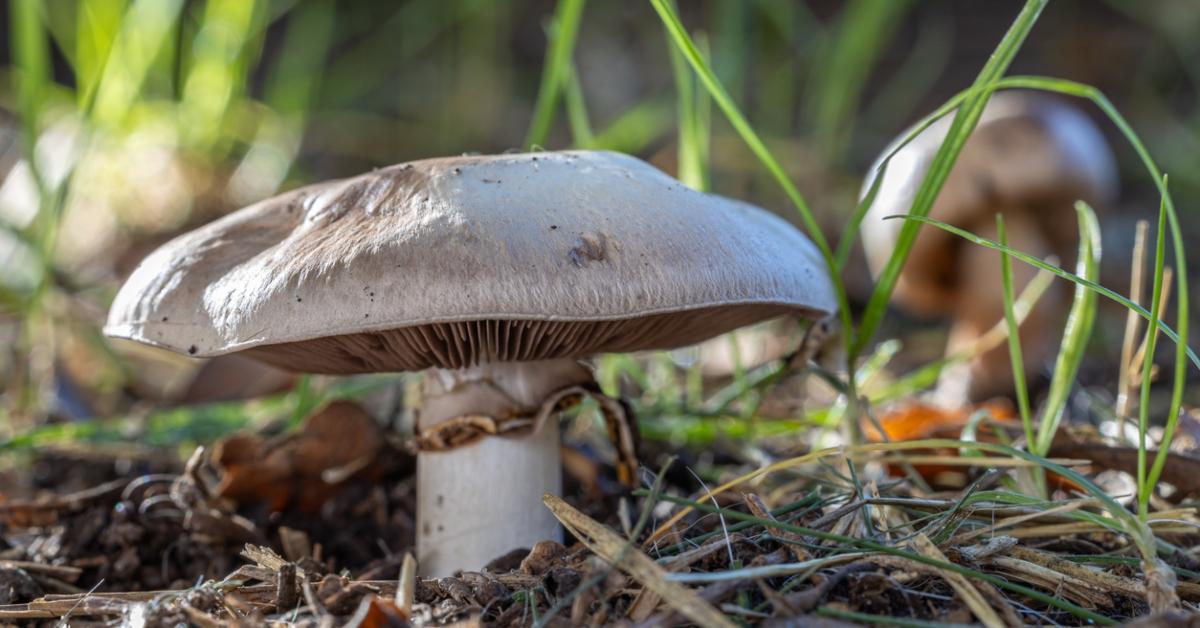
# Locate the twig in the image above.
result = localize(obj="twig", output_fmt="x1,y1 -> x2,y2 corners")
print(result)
543,494 -> 735,628
910,534 -> 1005,628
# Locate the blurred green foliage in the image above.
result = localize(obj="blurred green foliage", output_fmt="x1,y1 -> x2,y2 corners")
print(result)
0,0 -> 1198,452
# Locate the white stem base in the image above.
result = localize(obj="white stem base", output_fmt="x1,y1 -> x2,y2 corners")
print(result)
416,420 -> 561,576
415,359 -> 592,576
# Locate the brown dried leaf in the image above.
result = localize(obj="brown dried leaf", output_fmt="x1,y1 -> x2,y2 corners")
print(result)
210,400 -> 386,511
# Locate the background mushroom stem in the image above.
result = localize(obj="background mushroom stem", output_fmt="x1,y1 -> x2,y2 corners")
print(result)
415,358 -> 594,576
936,213 -> 1066,404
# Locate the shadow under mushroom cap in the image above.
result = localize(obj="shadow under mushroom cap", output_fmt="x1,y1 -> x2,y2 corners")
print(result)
106,150 -> 836,372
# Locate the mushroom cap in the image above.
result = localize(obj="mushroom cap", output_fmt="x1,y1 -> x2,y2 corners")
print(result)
860,91 -> 1117,315
106,150 -> 836,373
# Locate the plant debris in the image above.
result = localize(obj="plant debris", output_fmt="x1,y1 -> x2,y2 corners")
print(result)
2,409 -> 1200,627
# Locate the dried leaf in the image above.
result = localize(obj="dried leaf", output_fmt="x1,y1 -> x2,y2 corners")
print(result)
211,400 -> 387,511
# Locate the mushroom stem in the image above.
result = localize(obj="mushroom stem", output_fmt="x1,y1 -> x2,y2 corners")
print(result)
416,358 -> 593,576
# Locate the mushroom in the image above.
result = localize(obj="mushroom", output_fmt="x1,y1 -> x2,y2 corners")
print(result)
105,150 -> 836,575
861,91 -> 1117,402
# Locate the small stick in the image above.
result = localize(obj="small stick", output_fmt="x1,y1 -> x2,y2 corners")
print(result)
302,580 -> 325,619
744,497 -> 811,564
543,493 -> 735,628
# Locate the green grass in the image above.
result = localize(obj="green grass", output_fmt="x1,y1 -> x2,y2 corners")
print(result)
1033,202 -> 1100,459
651,0 -> 857,418
666,22 -> 710,192
1140,179 -> 1172,517
852,0 -> 1048,361
997,215 -> 1034,452
804,0 -> 912,163
523,0 -> 587,149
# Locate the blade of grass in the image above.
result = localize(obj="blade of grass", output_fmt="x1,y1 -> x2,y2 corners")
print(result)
853,0 -> 1048,361
1130,269 -> 1173,378
805,0 -> 911,163
563,62 -> 594,149
1032,202 -> 1101,457
892,214 -> 1199,371
178,0 -> 267,150
91,0 -> 186,126
666,20 -> 708,191
523,0 -> 586,148
1117,220 -> 1150,430
75,0 -> 126,109
862,11 -> 953,134
11,0 -> 50,214
589,99 -> 673,153
984,80 -> 1189,484
650,0 -> 853,374
264,0 -> 335,116
997,215 -> 1034,450
1136,190 -> 1167,517
835,160 -> 885,271
1140,177 -> 1171,518
12,0 -> 48,154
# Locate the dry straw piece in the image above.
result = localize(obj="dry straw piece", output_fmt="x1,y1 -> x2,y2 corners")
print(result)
543,493 -> 736,628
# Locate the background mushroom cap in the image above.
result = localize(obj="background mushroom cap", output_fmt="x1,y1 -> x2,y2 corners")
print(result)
860,90 -> 1117,315
106,150 -> 836,373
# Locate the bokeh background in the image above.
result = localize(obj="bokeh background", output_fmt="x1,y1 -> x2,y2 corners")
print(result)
1,0 -> 1198,433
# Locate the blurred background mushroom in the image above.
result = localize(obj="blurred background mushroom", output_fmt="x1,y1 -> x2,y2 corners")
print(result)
860,91 -> 1118,404
103,150 -> 836,575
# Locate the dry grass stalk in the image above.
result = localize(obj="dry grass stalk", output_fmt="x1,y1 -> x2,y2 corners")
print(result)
986,555 -> 1113,608
542,493 -> 736,628
871,454 -> 1090,467
910,534 -> 1006,628
868,554 -> 1023,625
948,499 -> 1093,544
1007,546 -> 1150,599
627,587 -> 663,621
1117,219 -> 1150,425
662,532 -> 747,572
1003,521 -> 1196,539
1129,266 -> 1174,381
745,493 -> 809,561
0,560 -> 82,582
